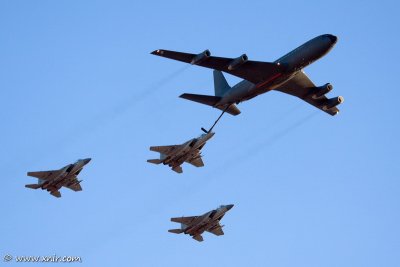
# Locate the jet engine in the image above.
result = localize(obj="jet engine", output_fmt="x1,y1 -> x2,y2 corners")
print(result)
191,50 -> 211,64
322,96 -> 344,110
228,54 -> 248,70
311,83 -> 333,99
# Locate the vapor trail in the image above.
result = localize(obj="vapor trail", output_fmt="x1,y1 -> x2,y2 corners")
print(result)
68,64 -> 190,136
6,65 -> 190,172
213,110 -> 319,174
110,64 -> 190,116
246,110 -> 319,155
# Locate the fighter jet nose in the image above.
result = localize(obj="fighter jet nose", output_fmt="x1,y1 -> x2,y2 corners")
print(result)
326,34 -> 338,44
84,158 -> 91,164
226,204 -> 234,210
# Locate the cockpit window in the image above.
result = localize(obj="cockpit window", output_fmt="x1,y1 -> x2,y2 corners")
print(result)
65,165 -> 74,173
189,139 -> 197,147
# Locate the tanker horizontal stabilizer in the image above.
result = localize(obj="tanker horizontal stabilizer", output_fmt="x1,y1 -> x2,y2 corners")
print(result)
180,93 -> 240,115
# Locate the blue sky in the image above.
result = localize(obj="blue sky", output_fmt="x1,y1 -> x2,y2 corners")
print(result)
1,0 -> 399,266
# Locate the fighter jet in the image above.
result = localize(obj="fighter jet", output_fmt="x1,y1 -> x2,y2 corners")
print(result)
25,158 -> 91,198
147,110 -> 225,173
147,127 -> 214,174
169,204 -> 234,242
151,34 -> 344,116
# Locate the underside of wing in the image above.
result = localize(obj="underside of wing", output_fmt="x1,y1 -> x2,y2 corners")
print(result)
208,226 -> 224,236
50,190 -> 61,198
150,145 -> 179,155
193,235 -> 204,242
151,49 -> 283,84
65,181 -> 82,192
186,157 -> 204,168
171,216 -> 197,225
172,165 -> 183,174
27,170 -> 60,180
274,71 -> 342,116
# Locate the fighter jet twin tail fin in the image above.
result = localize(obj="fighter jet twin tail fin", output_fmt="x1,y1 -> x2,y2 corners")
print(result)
168,229 -> 204,242
180,70 -> 241,116
25,178 -> 45,190
25,184 -> 41,189
168,229 -> 184,234
147,159 -> 163,164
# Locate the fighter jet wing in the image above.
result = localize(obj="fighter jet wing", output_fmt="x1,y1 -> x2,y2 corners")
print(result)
193,235 -> 204,242
65,183 -> 82,192
27,170 -> 61,180
208,226 -> 224,236
151,49 -> 283,84
186,156 -> 204,168
50,190 -> 61,198
274,71 -> 340,116
150,145 -> 180,156
171,216 -> 197,225
64,177 -> 82,192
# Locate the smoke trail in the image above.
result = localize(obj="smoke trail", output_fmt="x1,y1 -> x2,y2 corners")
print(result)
110,64 -> 190,116
4,65 -> 191,173
80,64 -> 190,131
246,110 -> 318,155
213,110 -> 319,173
69,65 -> 190,135
265,103 -> 303,129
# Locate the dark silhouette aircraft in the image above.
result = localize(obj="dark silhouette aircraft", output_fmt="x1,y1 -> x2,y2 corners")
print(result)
152,34 -> 343,116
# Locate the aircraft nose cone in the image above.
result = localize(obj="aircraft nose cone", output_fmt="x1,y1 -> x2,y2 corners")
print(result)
326,34 -> 338,44
83,158 -> 91,164
226,204 -> 234,210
